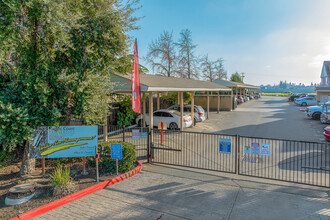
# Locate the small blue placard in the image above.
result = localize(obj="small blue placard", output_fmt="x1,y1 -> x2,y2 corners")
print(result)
111,144 -> 122,159
140,132 -> 148,139
251,143 -> 260,155
219,138 -> 231,154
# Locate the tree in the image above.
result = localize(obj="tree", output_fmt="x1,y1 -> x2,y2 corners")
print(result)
146,30 -> 177,77
214,58 -> 227,80
230,72 -> 244,83
200,54 -> 216,82
176,29 -> 198,79
0,0 -> 140,174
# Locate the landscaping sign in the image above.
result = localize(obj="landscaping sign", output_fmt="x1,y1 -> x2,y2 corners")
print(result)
29,126 -> 97,159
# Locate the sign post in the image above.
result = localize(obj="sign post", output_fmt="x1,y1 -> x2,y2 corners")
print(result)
111,144 -> 123,176
96,153 -> 100,182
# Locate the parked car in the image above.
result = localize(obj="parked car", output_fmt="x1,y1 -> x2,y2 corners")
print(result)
254,94 -> 260,99
320,102 -> 330,123
167,104 -> 206,125
136,109 -> 192,129
305,105 -> 322,120
294,94 -> 315,103
237,96 -> 244,104
323,126 -> 330,140
295,97 -> 317,106
249,95 -> 254,100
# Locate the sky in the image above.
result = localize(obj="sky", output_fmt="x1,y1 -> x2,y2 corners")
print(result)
130,0 -> 330,86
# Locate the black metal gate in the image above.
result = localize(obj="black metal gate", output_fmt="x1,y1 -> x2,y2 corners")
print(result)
150,129 -> 330,188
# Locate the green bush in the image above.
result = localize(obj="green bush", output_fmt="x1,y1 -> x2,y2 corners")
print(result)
49,165 -> 71,188
88,141 -> 137,174
0,150 -> 9,168
289,95 -> 300,101
0,101 -> 32,152
116,96 -> 139,126
49,165 -> 75,196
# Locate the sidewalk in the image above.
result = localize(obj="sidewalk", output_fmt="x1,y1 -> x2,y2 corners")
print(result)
34,164 -> 330,220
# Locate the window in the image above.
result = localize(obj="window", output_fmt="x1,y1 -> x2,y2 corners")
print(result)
162,112 -> 173,117
154,112 -> 162,117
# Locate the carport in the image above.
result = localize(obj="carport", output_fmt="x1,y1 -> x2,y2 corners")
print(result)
107,73 -> 231,142
213,79 -> 260,108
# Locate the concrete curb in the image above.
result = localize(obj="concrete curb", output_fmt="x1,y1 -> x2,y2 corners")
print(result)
10,160 -> 142,220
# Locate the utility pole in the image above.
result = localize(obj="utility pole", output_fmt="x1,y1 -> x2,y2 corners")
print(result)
240,72 -> 245,82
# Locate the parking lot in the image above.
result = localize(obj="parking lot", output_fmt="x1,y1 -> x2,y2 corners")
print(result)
188,96 -> 328,143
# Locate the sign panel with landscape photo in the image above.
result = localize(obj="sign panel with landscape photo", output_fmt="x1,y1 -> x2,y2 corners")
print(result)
29,126 -> 97,159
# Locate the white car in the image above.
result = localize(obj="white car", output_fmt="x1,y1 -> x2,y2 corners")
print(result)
136,109 -> 192,129
167,105 -> 206,125
295,97 -> 317,106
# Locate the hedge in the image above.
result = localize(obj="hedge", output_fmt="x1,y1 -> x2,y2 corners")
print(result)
88,141 -> 137,174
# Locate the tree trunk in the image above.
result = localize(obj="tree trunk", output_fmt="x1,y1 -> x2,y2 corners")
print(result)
20,140 -> 35,175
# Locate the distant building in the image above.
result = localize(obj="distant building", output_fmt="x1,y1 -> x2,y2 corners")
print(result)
316,61 -> 330,102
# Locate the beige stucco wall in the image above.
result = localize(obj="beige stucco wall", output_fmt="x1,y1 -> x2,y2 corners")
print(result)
194,95 -> 232,111
317,91 -> 330,102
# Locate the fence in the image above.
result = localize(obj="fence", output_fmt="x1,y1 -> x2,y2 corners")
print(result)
96,126 -> 329,187
150,130 -> 330,187
238,136 -> 329,187
152,130 -> 237,173
98,125 -> 149,162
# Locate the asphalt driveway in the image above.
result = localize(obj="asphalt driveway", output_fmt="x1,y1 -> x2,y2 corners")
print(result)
188,96 -> 327,142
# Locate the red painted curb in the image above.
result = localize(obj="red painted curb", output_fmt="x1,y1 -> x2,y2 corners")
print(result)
10,160 -> 142,220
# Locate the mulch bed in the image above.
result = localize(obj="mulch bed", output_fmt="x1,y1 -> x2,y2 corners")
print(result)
0,161 -> 117,220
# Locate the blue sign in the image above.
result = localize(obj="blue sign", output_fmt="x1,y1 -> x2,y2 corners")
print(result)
111,144 -> 123,159
251,143 -> 260,155
261,144 -> 270,156
132,129 -> 140,140
30,126 -> 97,159
219,138 -> 231,154
244,146 -> 251,154
140,132 -> 148,139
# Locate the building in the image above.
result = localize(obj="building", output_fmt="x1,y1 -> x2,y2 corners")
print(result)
316,61 -> 330,102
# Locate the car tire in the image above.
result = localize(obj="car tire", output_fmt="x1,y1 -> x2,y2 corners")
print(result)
169,122 -> 178,130
137,120 -> 142,127
312,112 -> 321,120
301,102 -> 307,106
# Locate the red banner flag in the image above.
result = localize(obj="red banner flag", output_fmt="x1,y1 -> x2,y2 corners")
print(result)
131,39 -> 141,113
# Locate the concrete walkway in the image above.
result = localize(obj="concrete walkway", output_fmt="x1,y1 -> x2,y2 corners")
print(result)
34,164 -> 330,220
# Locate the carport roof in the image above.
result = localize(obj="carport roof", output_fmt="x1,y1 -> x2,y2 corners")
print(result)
109,73 -> 232,93
213,79 -> 260,89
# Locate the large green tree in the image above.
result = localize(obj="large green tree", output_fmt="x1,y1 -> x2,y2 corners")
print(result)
0,0 -> 140,174
230,72 -> 244,83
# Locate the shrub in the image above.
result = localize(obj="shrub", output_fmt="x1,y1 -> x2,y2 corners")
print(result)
49,165 -> 75,196
116,96 -> 139,126
88,141 -> 137,174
